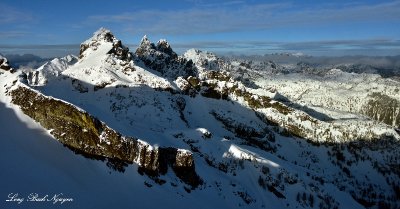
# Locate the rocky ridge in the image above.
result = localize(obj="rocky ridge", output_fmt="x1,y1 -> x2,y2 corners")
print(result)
135,35 -> 197,79
10,84 -> 201,188
1,28 -> 399,209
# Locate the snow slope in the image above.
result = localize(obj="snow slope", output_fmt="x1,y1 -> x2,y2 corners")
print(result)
0,101 -> 261,209
1,28 -> 399,209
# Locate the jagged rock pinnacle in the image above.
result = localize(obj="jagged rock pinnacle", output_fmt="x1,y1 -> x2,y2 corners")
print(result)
79,27 -> 130,60
86,27 -> 115,44
156,39 -> 175,56
140,35 -> 151,46
134,36 -> 196,79
0,55 -> 14,72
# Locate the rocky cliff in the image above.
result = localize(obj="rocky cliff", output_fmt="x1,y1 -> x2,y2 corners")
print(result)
10,85 -> 201,188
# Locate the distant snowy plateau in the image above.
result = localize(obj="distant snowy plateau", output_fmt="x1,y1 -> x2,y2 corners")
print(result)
0,28 -> 399,209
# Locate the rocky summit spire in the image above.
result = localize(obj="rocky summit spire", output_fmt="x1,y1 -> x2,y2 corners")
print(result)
0,55 -> 14,72
79,27 -> 130,61
156,39 -> 176,57
135,36 -> 196,79
85,27 -> 115,44
136,35 -> 156,54
79,27 -> 116,59
139,35 -> 151,46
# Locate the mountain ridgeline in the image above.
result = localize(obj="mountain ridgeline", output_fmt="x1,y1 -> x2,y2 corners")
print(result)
1,28 -> 399,209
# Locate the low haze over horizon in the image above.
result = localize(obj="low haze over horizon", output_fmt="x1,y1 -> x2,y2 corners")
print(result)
0,0 -> 399,57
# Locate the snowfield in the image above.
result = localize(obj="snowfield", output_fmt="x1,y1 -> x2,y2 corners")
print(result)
1,28 -> 399,209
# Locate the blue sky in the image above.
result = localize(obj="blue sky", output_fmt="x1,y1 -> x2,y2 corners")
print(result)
0,0 -> 399,56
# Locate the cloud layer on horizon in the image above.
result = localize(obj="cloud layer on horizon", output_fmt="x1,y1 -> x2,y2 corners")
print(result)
1,38 -> 399,57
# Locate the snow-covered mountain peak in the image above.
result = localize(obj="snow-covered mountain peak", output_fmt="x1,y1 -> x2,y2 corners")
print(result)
183,48 -> 225,74
136,36 -> 176,57
65,54 -> 77,63
79,27 -> 130,61
0,54 -> 13,72
156,39 -> 176,57
55,29 -> 171,90
140,34 -> 150,43
326,68 -> 344,75
157,39 -> 169,46
83,27 -> 115,45
25,55 -> 78,86
184,48 -> 218,62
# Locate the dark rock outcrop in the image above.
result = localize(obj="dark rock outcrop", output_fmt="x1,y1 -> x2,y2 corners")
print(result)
135,36 -> 197,79
0,56 -> 14,72
361,92 -> 400,128
11,85 -> 201,188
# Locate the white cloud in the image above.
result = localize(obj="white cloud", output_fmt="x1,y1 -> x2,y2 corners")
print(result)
0,31 -> 29,38
82,1 -> 400,35
0,4 -> 34,24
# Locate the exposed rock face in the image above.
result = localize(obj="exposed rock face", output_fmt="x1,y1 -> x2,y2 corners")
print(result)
10,85 -> 201,188
135,36 -> 197,79
362,92 -> 400,128
111,40 -> 130,60
0,55 -> 14,72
